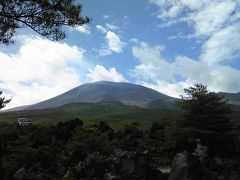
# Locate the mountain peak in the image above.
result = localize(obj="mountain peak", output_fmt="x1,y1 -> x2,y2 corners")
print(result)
8,81 -> 176,111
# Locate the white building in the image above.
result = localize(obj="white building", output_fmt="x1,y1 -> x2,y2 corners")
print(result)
17,118 -> 32,126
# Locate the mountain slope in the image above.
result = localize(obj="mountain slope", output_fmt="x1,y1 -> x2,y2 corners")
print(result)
10,81 -> 175,111
217,92 -> 240,105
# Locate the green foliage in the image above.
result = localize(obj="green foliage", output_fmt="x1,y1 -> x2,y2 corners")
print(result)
149,122 -> 164,139
0,119 -> 177,179
115,122 -> 145,151
178,84 -> 235,155
0,0 -> 90,44
174,127 -> 235,155
147,121 -> 176,165
0,102 -> 180,127
67,128 -> 112,160
0,91 -> 11,109
179,84 -> 233,133
0,115 -> 239,179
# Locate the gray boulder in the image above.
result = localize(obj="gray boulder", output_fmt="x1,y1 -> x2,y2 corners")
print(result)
168,151 -> 203,180
104,172 -> 121,180
13,167 -> 25,180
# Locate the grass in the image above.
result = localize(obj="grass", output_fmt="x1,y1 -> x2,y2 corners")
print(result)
0,102 -> 181,128
1,102 -> 239,129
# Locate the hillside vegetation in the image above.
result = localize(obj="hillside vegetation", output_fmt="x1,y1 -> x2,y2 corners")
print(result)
0,102 -> 180,128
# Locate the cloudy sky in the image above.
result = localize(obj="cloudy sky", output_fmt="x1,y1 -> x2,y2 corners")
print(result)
1,0 -> 240,108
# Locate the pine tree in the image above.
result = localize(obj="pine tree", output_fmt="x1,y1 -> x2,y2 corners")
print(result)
179,84 -> 233,134
175,84 -> 235,155
0,91 -> 11,109
0,0 -> 90,44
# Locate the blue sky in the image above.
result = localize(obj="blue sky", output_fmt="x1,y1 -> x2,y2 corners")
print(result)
0,0 -> 240,108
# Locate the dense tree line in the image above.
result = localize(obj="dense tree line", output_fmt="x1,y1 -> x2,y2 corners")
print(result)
0,119 -> 175,179
0,118 -> 239,179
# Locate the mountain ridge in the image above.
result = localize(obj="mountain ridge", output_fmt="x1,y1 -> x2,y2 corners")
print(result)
6,81 -> 240,112
217,92 -> 240,105
7,81 -> 176,111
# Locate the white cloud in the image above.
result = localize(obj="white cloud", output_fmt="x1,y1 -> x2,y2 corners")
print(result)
167,32 -> 195,40
129,38 -> 139,43
158,2 -> 182,19
157,19 -> 179,28
209,65 -> 240,92
151,0 -> 239,35
192,1 -> 236,36
106,31 -> 124,53
88,65 -> 127,82
174,56 -> 211,83
96,25 -> 107,34
96,24 -> 125,56
0,82 -> 66,109
106,23 -> 119,31
174,56 -> 240,93
138,80 -> 189,98
145,0 -> 240,95
98,48 -> 112,56
74,25 -> 91,35
132,42 -> 175,82
103,14 -> 110,20
200,23 -> 240,64
149,0 -> 167,6
150,0 -> 240,65
150,0 -> 237,27
131,40 -> 240,96
0,36 -> 86,109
